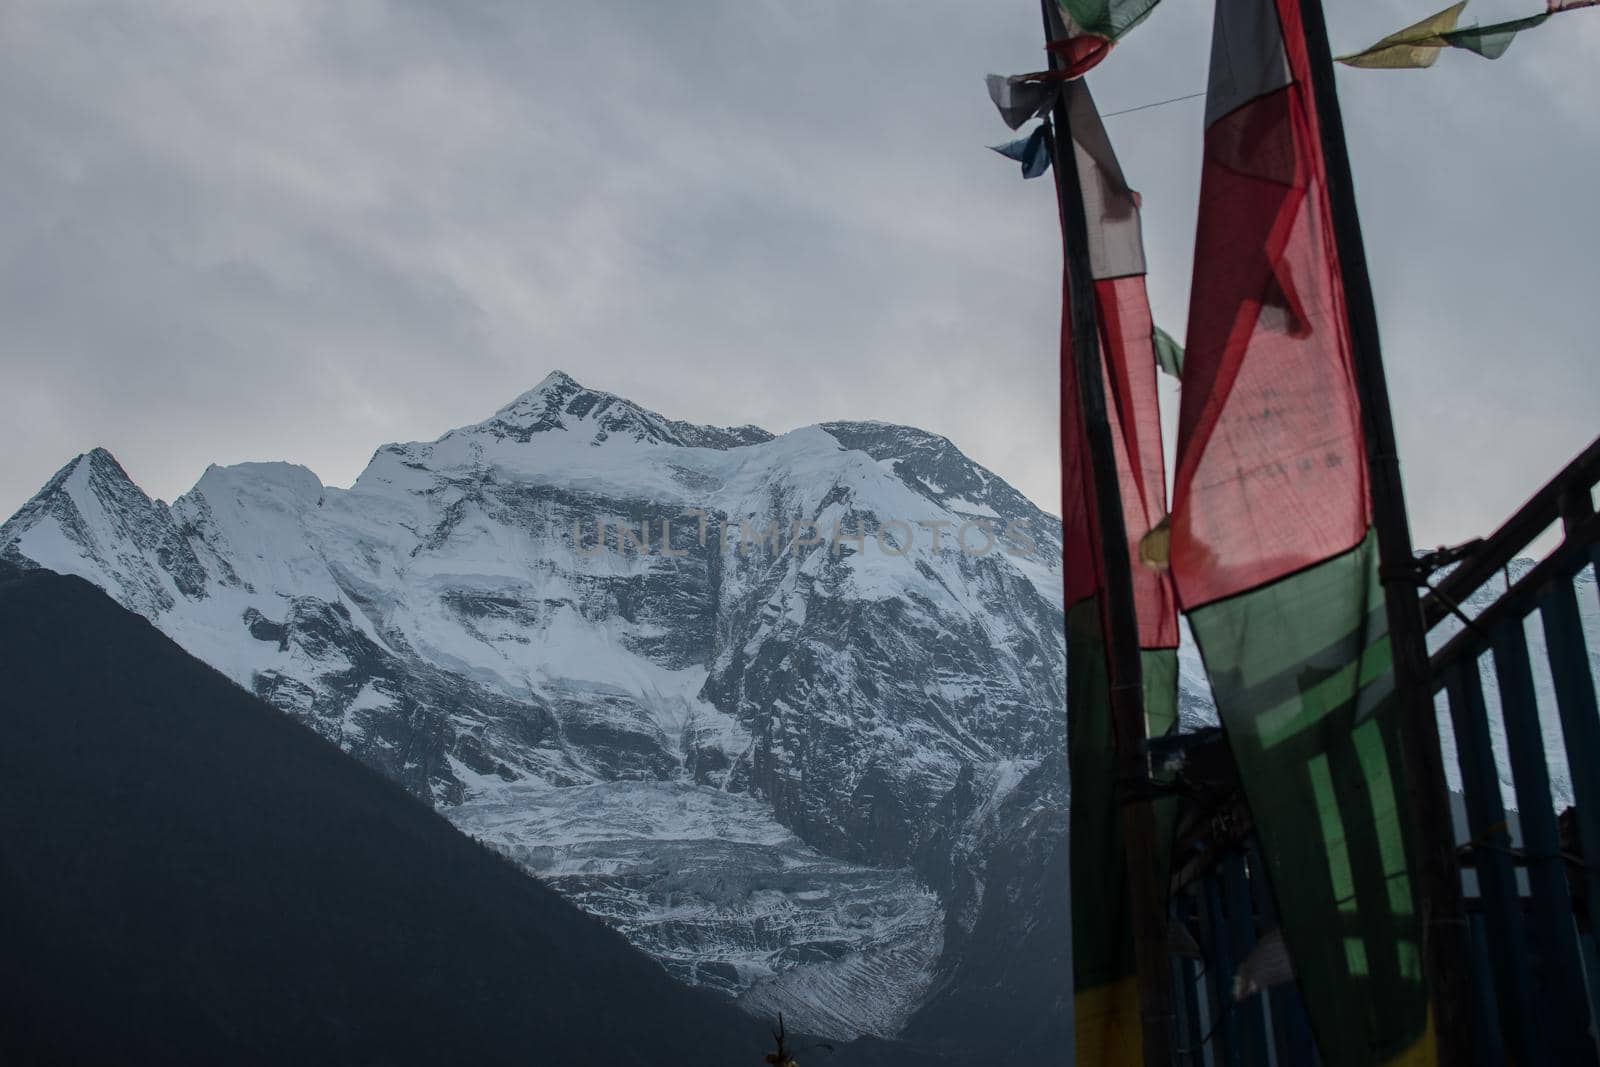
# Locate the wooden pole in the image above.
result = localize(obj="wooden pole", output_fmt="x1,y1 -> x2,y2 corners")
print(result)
1294,1 -> 1475,1062
1039,5 -> 1174,1061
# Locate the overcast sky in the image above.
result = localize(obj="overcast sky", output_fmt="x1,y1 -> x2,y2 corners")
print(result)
2,0 -> 1595,550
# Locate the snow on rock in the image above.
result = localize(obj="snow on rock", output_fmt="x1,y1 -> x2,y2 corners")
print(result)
2,371 -> 1079,1040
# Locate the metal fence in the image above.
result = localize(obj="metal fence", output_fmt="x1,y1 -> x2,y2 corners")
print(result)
1426,438 -> 1600,1065
1166,436 -> 1600,1066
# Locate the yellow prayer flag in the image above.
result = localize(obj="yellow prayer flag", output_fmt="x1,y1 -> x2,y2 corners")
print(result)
1337,0 -> 1468,68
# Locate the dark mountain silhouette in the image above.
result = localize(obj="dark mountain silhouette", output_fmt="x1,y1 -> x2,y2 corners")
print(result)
0,563 -> 958,1066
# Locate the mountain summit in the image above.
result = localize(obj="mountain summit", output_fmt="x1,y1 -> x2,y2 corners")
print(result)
2,371 -> 1083,1057
472,368 -> 775,450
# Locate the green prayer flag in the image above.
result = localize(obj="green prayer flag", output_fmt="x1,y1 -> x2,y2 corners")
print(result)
1043,0 -> 1166,78
1185,533 -> 1432,1066
1058,0 -> 1163,41
1440,12 -> 1548,58
1153,326 -> 1184,380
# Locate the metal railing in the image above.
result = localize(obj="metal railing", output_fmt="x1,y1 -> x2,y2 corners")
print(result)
1163,434 -> 1600,1066
1425,437 -> 1600,1065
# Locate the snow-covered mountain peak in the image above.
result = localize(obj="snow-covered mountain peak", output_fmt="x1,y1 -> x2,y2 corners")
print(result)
467,369 -> 774,453
74,445 -> 122,476
534,368 -> 581,393
194,460 -> 326,503
0,446 -> 208,617
2,381 -> 1079,1044
488,369 -> 587,428
34,446 -> 129,500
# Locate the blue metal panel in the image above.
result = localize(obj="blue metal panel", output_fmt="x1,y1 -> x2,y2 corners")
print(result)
1539,577 -> 1600,946
1175,892 -> 1210,1067
1194,878 -> 1227,1067
1272,971 -> 1316,1067
1204,874 -> 1243,1067
1490,614 -> 1597,1061
1246,840 -> 1317,1067
1222,852 -> 1271,1066
1444,658 -> 1543,1063
1468,911 -> 1509,1067
1582,931 -> 1600,1057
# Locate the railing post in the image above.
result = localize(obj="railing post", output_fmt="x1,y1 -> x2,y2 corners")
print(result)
1443,661 -> 1541,1063
1490,615 -> 1597,1059
1541,578 -> 1600,960
1558,485 -> 1595,535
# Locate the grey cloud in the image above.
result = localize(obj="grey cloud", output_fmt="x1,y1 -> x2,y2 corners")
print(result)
0,0 -> 1594,550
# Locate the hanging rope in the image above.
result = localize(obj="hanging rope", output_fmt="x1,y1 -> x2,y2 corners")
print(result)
1101,88 -> 1207,118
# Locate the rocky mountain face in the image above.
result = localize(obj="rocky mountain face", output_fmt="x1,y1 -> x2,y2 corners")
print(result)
0,371 -> 1078,1051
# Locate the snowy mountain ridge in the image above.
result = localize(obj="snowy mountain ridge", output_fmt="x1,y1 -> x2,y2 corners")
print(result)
0,371 -> 1077,1044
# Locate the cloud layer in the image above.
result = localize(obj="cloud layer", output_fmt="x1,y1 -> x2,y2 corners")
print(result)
2,0 -> 1595,548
